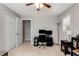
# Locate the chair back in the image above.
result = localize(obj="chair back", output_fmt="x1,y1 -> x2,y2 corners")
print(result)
71,37 -> 79,49
39,35 -> 46,42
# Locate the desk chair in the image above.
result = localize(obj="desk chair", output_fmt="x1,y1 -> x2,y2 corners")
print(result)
38,35 -> 47,48
71,37 -> 79,56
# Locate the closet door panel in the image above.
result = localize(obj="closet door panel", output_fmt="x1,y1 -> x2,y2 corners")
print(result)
6,14 -> 16,51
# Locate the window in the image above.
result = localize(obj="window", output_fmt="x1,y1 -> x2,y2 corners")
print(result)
63,15 -> 72,35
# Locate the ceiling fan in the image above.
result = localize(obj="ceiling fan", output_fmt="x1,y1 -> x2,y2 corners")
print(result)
25,3 -> 51,11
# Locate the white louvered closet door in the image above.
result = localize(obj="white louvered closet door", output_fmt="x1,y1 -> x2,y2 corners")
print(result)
5,14 -> 16,51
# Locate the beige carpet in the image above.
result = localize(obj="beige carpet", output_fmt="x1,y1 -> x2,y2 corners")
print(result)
8,42 -> 64,56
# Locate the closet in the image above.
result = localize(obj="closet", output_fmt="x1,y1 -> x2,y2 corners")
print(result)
3,11 -> 22,51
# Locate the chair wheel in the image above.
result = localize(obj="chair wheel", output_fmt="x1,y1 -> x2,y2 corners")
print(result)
43,47 -> 46,48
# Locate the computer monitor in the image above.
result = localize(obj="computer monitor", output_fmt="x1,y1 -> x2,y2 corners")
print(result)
45,30 -> 52,35
39,30 -> 45,34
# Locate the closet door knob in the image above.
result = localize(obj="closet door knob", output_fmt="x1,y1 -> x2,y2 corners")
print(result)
16,33 -> 19,35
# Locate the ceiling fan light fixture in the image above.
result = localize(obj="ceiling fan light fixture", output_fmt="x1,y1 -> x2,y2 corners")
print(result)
26,3 -> 51,11
35,3 -> 40,8
40,3 -> 44,8
35,3 -> 44,8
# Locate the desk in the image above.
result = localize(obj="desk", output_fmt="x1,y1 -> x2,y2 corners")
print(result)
34,36 -> 53,47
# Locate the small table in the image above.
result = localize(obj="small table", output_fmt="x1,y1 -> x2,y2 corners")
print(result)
61,40 -> 72,55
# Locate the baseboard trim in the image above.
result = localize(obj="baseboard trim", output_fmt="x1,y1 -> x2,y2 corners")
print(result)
24,40 -> 31,42
54,43 -> 60,45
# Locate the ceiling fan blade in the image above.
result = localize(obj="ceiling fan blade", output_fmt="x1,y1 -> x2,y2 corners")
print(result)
26,3 -> 34,6
43,3 -> 51,8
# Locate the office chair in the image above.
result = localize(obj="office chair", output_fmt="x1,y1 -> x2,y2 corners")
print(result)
38,35 -> 47,48
71,37 -> 79,56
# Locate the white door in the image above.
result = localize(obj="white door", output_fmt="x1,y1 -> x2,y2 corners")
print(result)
16,17 -> 22,47
6,14 -> 16,51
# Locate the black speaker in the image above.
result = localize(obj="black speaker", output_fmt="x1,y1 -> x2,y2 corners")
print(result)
34,37 -> 38,46
47,37 -> 53,46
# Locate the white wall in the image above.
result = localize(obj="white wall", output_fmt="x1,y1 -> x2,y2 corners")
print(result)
22,15 -> 58,44
59,4 -> 79,43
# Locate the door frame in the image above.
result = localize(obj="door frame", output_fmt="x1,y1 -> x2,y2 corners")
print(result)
16,17 -> 23,48
22,20 -> 31,43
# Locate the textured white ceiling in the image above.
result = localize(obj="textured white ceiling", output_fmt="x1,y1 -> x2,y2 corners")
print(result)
4,3 -> 74,16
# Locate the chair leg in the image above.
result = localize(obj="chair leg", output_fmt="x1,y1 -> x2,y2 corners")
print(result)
39,46 -> 40,48
43,46 -> 46,48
